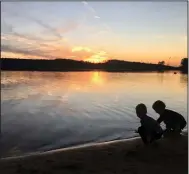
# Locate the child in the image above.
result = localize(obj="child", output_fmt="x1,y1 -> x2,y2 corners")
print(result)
152,100 -> 186,134
136,103 -> 163,145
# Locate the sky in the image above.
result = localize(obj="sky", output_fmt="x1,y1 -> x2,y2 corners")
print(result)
1,1 -> 187,66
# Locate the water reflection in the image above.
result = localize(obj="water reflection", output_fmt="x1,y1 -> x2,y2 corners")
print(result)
1,71 -> 187,157
157,72 -> 164,84
91,72 -> 104,85
180,74 -> 188,85
1,71 -> 188,99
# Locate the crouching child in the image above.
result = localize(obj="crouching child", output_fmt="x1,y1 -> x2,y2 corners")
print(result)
136,103 -> 163,145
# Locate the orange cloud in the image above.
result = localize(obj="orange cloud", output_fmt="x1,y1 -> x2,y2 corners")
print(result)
71,46 -> 109,63
72,46 -> 91,52
1,51 -> 42,59
85,50 -> 108,63
1,27 -> 186,66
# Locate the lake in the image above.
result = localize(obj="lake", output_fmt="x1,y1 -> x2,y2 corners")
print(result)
1,71 -> 187,157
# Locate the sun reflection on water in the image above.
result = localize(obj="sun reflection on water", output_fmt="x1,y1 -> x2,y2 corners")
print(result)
91,72 -> 104,86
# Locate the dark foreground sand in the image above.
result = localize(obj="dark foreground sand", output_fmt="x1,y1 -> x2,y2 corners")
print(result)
0,134 -> 188,174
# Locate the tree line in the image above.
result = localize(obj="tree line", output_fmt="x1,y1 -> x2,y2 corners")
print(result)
0,57 -> 187,72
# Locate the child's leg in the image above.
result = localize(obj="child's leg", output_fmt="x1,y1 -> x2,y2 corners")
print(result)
138,126 -> 148,144
174,125 -> 182,134
172,118 -> 186,133
172,124 -> 182,134
152,131 -> 163,142
163,126 -> 172,137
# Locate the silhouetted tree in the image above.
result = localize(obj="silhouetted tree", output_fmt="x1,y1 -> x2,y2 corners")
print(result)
158,61 -> 165,66
180,58 -> 188,73
157,61 -> 165,71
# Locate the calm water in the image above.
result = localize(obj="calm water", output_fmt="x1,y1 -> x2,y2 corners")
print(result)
1,71 -> 187,157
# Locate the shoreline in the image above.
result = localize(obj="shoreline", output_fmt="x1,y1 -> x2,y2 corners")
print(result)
1,136 -> 141,161
1,130 -> 187,161
0,134 -> 187,174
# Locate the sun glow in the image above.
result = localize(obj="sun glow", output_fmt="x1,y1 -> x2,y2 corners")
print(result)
91,72 -> 104,85
84,51 -> 108,63
84,57 -> 107,63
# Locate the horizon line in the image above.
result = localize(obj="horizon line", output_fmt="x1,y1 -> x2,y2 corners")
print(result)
1,57 -> 181,67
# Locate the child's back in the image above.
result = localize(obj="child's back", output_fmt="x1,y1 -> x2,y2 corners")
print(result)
152,100 -> 186,132
136,103 -> 163,144
141,115 -> 162,135
157,109 -> 186,130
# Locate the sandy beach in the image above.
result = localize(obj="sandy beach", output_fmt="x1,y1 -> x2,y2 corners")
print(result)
0,133 -> 188,174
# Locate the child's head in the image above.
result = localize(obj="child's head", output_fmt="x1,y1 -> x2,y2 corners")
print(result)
152,100 -> 166,114
136,103 -> 147,118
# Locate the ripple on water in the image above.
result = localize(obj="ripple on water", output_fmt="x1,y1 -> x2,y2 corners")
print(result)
1,71 -> 187,157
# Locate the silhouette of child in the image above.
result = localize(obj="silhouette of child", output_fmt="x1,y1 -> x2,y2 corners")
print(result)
152,100 -> 186,135
136,103 -> 163,145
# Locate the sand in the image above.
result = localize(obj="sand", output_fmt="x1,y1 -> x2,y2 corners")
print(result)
0,134 -> 188,174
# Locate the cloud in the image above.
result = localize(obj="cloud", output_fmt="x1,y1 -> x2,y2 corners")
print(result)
1,39 -> 110,62
71,46 -> 109,62
72,47 -> 109,63
94,16 -> 100,19
2,18 -> 61,43
82,1 -> 96,14
28,17 -> 62,39
1,17 -> 72,59
72,46 -> 91,52
56,20 -> 80,34
81,1 -> 99,19
1,44 -> 53,58
2,4 -> 85,47
1,29 -> 62,53
2,6 -> 63,41
70,46 -> 94,59
85,51 -> 108,63
1,18 -> 111,62
1,3 -> 110,62
81,1 -> 113,34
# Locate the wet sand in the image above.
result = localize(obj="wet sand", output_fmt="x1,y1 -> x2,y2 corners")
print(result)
0,134 -> 188,174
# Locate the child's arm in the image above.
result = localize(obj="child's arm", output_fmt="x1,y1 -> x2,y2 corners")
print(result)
135,130 -> 138,133
157,115 -> 164,124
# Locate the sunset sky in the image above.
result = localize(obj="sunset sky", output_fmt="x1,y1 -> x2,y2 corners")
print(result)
1,1 -> 187,66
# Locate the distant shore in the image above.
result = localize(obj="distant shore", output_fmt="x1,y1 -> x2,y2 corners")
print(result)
0,134 -> 187,174
1,58 -> 181,73
1,69 -> 180,73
